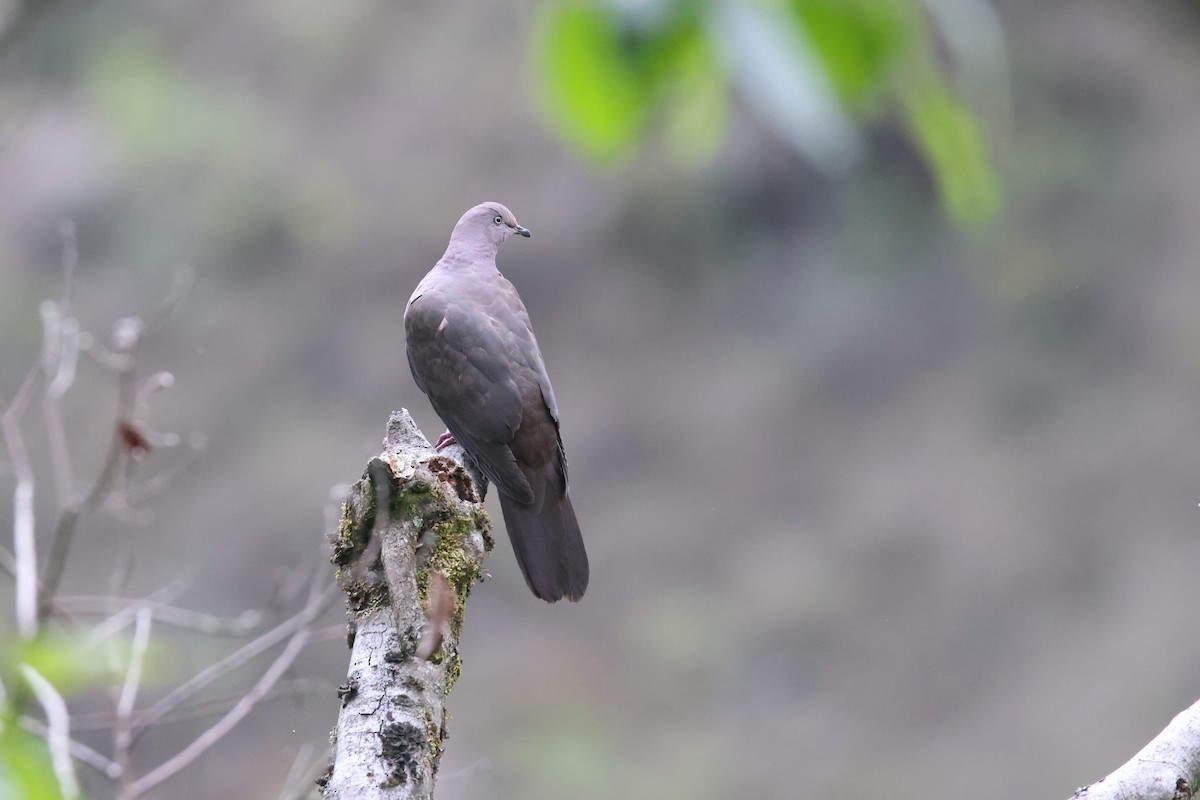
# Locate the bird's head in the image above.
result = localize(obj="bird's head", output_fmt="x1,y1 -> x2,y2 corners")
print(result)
450,202 -> 531,251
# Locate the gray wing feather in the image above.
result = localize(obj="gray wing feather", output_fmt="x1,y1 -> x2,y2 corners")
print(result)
405,287 -> 537,502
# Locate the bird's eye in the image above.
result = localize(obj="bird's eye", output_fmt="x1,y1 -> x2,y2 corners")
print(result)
493,215 -> 504,226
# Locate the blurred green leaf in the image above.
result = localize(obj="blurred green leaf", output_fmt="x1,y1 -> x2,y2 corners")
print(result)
534,0 -> 1005,226
535,2 -> 726,165
789,0 -> 909,110
660,24 -> 727,164
535,4 -> 652,161
902,71 -> 1001,225
717,1 -> 861,168
0,629 -> 158,800
0,634 -> 111,800
0,716 -> 61,800
2,634 -> 114,696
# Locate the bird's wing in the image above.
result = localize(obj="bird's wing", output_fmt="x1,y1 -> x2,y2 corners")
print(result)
492,277 -> 568,488
405,284 -> 537,503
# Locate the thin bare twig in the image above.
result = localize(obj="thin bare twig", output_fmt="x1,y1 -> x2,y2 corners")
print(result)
39,456 -> 121,617
68,677 -> 327,733
39,317 -> 141,620
268,552 -> 326,617
40,253 -> 87,497
128,627 -> 313,798
132,371 -> 174,422
20,664 -> 81,799
310,622 -> 347,644
4,252 -> 334,800
107,530 -> 136,601
19,715 -> 121,779
77,580 -> 189,648
118,438 -> 205,508
114,608 -> 153,797
2,370 -> 43,639
41,307 -> 82,507
41,222 -> 83,505
40,265 -> 193,622
140,266 -> 193,340
6,366 -> 44,420
278,742 -> 334,800
278,742 -> 315,800
131,584 -> 335,742
61,595 -> 264,638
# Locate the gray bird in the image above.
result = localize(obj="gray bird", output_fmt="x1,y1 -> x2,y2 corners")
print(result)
404,203 -> 588,602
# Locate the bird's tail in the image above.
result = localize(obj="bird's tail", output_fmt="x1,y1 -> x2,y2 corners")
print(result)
499,489 -> 589,602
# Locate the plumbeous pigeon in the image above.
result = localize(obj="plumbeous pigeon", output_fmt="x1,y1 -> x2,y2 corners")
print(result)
404,203 -> 589,602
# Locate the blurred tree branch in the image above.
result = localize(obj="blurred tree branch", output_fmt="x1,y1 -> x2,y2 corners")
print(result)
1069,699 -> 1200,800
0,234 -> 337,798
322,410 -> 492,799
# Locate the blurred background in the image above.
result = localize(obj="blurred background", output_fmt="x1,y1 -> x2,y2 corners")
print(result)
3,0 -> 1200,797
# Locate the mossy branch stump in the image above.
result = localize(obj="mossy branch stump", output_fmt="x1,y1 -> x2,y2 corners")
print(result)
323,410 -> 493,799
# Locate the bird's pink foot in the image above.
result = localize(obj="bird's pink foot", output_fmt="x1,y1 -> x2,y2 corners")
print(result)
434,430 -> 457,451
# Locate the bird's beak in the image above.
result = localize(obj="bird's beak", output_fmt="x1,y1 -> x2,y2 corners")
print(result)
514,225 -> 531,238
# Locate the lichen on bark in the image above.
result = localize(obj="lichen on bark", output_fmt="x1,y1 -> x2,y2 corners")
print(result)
323,410 -> 491,800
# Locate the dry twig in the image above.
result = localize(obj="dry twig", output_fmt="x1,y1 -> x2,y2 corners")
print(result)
113,608 -> 153,798
127,627 -> 314,797
3,242 -> 335,799
20,664 -> 81,799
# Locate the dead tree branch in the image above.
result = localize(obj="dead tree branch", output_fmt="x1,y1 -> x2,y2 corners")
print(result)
2,245 -> 332,797
127,622 -> 317,798
322,410 -> 492,800
1070,698 -> 1200,800
2,368 -> 42,638
20,664 -> 81,799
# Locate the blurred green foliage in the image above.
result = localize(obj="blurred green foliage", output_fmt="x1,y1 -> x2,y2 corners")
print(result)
794,0 -> 906,109
506,706 -> 611,799
0,716 -> 60,800
534,2 -> 726,165
535,0 -> 1001,224
3,634 -> 116,696
0,634 -> 138,799
85,32 -> 359,261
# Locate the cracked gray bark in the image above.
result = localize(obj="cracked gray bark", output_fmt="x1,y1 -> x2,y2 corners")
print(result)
322,410 -> 492,800
1069,698 -> 1200,800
